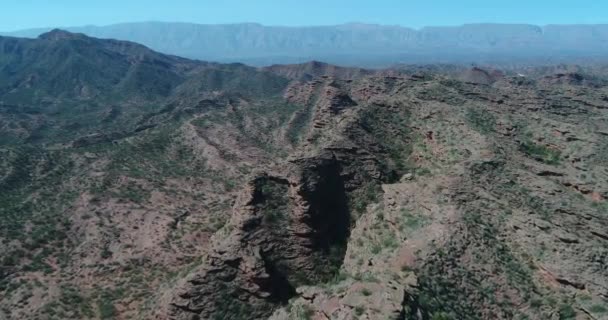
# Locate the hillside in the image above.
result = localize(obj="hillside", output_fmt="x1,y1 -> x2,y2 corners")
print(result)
4,22 -> 608,66
0,31 -> 608,320
0,30 -> 294,319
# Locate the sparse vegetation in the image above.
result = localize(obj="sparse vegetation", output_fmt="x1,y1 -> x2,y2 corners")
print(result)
399,209 -> 429,231
287,105 -> 314,144
294,304 -> 315,320
255,177 -> 290,224
466,108 -> 497,134
360,103 -> 413,180
351,182 -> 383,215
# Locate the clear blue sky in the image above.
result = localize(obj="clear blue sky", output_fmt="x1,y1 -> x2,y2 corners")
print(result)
1,0 -> 607,31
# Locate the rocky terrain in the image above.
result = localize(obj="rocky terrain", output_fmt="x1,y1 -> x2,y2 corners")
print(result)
0,31 -> 608,320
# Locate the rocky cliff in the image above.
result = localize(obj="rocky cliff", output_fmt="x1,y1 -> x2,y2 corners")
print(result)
162,70 -> 608,320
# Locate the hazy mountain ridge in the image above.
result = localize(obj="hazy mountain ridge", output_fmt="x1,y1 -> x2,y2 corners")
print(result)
3,22 -> 608,66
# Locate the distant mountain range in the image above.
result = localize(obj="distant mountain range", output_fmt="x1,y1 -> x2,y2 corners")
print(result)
3,22 -> 608,67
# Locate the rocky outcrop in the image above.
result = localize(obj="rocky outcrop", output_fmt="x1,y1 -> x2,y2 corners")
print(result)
163,75 -> 421,320
263,61 -> 374,81
540,72 -> 602,87
459,67 -> 504,85
167,152 -> 361,319
70,133 -> 114,148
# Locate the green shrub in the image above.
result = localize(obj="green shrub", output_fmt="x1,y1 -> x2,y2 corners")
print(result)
590,304 -> 607,314
355,306 -> 365,316
520,141 -> 561,165
558,304 -> 576,320
98,299 -> 116,319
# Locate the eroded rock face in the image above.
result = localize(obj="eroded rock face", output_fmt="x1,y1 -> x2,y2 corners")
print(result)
168,153 -> 360,319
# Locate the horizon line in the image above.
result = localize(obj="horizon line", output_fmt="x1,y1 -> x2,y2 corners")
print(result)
3,20 -> 608,33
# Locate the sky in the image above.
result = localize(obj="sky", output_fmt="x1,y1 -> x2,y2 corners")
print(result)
1,0 -> 607,31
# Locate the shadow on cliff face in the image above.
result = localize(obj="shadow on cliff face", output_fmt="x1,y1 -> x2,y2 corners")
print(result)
300,157 -> 351,278
260,253 -> 298,304
241,163 -> 352,305
250,176 -> 299,303
168,157 -> 357,319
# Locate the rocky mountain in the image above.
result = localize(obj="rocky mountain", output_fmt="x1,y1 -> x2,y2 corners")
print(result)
4,22 -> 608,66
1,31 -> 608,320
262,61 -> 375,81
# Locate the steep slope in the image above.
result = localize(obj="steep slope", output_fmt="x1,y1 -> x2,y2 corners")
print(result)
0,29 -> 197,100
0,31 -> 297,320
0,30 -> 287,145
